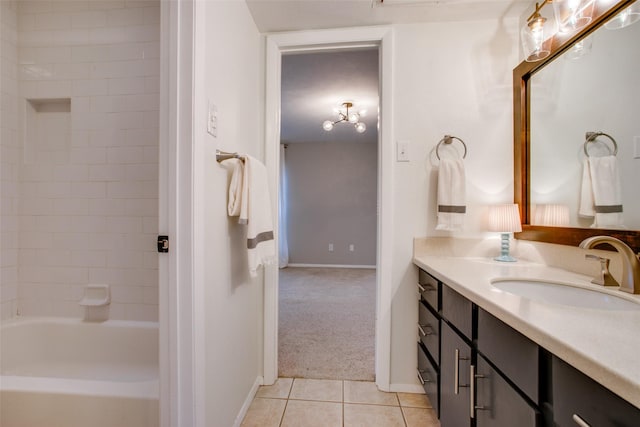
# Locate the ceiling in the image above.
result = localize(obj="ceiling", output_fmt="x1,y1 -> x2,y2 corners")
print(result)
250,0 -> 530,145
246,0 -> 530,33
281,49 -> 379,144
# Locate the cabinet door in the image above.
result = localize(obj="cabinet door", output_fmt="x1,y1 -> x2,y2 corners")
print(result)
440,321 -> 472,427
475,355 -> 540,427
553,356 -> 640,427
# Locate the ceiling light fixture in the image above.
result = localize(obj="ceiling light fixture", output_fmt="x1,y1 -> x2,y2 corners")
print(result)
322,102 -> 367,134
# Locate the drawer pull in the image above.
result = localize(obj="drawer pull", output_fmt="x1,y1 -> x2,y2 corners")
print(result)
418,283 -> 436,292
470,365 -> 486,419
454,348 -> 469,394
417,370 -> 432,385
418,324 -> 433,337
572,414 -> 591,427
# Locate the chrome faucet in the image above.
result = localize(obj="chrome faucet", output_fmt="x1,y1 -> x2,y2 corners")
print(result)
579,236 -> 640,294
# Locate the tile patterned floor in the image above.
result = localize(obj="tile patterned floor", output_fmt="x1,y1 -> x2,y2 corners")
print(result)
241,378 -> 441,427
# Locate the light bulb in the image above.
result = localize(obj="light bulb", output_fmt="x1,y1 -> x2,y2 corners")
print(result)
322,120 -> 334,131
355,122 -> 366,133
348,112 -> 359,124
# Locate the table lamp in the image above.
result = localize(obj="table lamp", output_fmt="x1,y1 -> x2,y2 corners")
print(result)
488,204 -> 522,262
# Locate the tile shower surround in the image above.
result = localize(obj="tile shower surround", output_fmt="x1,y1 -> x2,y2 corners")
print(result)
5,0 -> 160,321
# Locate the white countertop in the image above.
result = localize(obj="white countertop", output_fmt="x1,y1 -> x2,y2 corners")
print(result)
413,250 -> 640,409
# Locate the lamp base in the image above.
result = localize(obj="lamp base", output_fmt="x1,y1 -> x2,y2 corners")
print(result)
494,254 -> 517,262
494,232 -> 517,262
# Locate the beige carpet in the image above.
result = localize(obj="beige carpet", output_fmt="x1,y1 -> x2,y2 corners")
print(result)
278,267 -> 376,381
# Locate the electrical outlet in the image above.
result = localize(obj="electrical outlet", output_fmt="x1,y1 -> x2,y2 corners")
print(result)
349,244 -> 355,252
397,140 -> 409,162
207,101 -> 218,137
328,243 -> 334,252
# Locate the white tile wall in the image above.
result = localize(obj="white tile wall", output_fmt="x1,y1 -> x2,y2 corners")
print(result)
1,0 -> 20,320
13,0 -> 159,321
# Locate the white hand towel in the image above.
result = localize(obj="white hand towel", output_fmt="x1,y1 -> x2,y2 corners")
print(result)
578,158 -> 595,218
436,157 -> 466,231
588,155 -> 624,228
240,155 -> 276,277
226,158 -> 244,217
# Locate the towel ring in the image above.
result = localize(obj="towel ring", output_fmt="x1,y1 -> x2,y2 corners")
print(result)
583,132 -> 618,157
436,135 -> 467,160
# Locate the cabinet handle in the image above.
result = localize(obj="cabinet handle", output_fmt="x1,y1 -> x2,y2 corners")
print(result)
454,348 -> 469,394
572,414 -> 591,427
417,370 -> 432,385
418,324 -> 433,337
418,283 -> 436,292
470,365 -> 486,419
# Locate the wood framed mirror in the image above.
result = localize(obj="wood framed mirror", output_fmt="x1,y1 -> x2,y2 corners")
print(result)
513,0 -> 640,252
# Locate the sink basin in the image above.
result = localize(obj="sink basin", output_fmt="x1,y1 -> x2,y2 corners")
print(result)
490,279 -> 640,311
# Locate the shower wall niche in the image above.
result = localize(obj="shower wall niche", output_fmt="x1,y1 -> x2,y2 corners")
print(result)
1,0 -> 160,322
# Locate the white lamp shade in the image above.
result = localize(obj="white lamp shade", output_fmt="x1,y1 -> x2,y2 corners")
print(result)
532,204 -> 570,226
488,204 -> 523,233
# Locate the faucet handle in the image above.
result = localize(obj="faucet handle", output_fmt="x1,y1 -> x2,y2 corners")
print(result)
585,254 -> 619,287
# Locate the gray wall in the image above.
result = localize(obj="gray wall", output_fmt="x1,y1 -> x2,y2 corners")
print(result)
285,141 -> 377,266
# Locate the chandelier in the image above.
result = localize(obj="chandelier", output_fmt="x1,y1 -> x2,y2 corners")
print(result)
322,102 -> 366,134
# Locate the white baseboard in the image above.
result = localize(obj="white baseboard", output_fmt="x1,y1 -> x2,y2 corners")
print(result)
286,263 -> 376,269
389,383 -> 426,394
233,376 -> 263,427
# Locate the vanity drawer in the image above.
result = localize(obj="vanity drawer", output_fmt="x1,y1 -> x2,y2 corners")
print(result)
418,300 -> 440,366
477,308 -> 539,402
552,356 -> 640,427
441,284 -> 473,340
418,343 -> 439,416
418,269 -> 439,310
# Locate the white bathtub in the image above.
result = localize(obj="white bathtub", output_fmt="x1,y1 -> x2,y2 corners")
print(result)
0,317 -> 159,427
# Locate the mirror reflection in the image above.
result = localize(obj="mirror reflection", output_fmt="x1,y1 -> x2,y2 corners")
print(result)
530,2 -> 640,230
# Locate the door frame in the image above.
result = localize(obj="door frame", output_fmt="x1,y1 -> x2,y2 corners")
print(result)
263,26 -> 395,391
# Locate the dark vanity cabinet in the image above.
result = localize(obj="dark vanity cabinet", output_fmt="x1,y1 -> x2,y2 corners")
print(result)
417,269 -> 541,426
416,267 -> 640,427
417,269 -> 441,416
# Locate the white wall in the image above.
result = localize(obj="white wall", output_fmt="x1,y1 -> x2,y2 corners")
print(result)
388,18 -> 519,388
0,1 -> 20,320
285,141 -> 377,266
14,0 -> 160,320
193,1 -> 265,426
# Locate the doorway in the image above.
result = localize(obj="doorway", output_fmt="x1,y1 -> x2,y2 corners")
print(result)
263,27 -> 395,391
278,48 -> 379,380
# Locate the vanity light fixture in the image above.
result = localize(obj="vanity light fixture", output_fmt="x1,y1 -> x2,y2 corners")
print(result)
604,2 -> 640,29
521,0 -> 595,62
553,0 -> 595,33
521,0 -> 555,62
322,102 -> 366,134
488,204 -> 523,262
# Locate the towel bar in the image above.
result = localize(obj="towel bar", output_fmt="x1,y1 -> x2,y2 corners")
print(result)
584,131 -> 618,157
436,135 -> 467,160
216,149 -> 243,162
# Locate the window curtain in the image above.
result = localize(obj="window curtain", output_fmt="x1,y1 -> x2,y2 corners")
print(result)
278,144 -> 289,268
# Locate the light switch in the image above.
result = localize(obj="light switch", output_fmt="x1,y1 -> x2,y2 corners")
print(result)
207,101 -> 218,137
634,136 -> 640,159
397,140 -> 410,162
